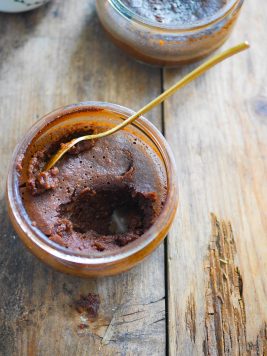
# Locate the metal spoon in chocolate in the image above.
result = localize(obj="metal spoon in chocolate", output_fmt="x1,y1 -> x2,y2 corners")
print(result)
44,42 -> 249,171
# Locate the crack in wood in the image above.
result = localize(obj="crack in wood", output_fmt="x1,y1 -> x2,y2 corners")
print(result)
203,213 -> 267,356
98,299 -> 165,345
185,293 -> 196,343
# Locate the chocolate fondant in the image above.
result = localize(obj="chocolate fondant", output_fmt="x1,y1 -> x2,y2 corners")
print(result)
18,126 -> 167,254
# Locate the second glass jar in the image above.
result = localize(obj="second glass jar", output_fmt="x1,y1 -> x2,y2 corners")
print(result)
96,0 -> 244,66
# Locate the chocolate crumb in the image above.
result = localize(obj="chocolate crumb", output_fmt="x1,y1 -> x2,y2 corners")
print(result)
74,293 -> 100,319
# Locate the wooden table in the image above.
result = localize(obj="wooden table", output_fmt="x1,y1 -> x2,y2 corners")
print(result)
0,1 -> 266,355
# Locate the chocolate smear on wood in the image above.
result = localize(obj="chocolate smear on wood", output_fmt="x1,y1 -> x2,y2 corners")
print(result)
203,213 -> 267,355
74,293 -> 100,319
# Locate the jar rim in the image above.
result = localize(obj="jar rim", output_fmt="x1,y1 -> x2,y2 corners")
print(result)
7,101 -> 178,266
109,0 -> 243,31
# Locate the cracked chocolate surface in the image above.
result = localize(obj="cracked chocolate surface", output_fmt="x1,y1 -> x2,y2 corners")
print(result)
19,128 -> 167,254
122,0 -> 227,25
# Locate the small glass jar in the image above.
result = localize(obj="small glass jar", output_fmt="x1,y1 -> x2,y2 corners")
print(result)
96,0 -> 244,66
6,102 -> 178,277
0,0 -> 50,13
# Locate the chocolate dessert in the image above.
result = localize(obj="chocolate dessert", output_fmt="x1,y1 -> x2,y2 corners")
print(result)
97,0 -> 241,66
122,0 -> 228,25
18,125 -> 167,254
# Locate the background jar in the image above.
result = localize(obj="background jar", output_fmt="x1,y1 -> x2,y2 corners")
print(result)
6,102 -> 178,277
96,0 -> 244,66
0,0 -> 50,12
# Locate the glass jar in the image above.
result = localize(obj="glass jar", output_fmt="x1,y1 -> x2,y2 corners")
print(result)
6,102 -> 178,277
0,0 -> 50,13
96,0 -> 244,66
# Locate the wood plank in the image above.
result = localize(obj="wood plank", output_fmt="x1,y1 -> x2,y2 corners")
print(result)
0,1 -> 166,355
164,1 -> 267,354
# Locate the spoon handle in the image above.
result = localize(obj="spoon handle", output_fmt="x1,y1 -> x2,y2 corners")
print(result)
45,42 -> 249,171
103,41 -> 250,136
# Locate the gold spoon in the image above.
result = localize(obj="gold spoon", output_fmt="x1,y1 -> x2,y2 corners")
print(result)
45,42 -> 249,171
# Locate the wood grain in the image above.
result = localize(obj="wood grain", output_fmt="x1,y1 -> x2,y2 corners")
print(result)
164,0 -> 267,354
1,0 -> 266,355
0,1 -> 166,355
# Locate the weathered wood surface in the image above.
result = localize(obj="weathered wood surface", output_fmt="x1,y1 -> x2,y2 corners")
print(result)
0,0 -> 266,355
164,0 -> 267,354
0,1 -> 166,355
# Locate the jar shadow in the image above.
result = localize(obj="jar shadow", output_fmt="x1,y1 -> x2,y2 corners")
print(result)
0,1 -> 53,72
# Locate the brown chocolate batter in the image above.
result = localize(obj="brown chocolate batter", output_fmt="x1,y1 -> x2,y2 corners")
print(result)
19,126 -> 167,254
121,0 -> 228,25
